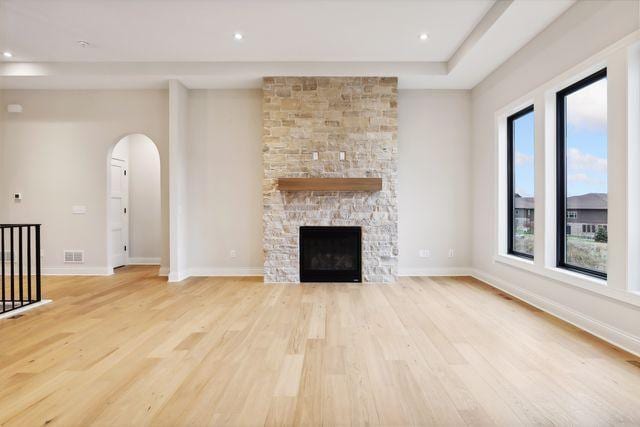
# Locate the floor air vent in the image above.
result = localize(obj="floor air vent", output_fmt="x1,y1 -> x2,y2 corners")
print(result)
64,250 -> 84,264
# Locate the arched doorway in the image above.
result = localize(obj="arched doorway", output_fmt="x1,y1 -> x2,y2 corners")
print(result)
107,134 -> 161,272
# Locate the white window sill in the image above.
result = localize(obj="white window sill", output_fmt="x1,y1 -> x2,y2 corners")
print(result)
494,253 -> 640,308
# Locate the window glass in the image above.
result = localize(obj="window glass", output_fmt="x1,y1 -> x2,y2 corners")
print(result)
509,107 -> 535,258
560,72 -> 607,276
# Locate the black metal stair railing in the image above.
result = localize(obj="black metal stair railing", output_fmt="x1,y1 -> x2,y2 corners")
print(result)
1,224 -> 42,315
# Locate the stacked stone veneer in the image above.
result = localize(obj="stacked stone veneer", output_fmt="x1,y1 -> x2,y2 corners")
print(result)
262,77 -> 398,283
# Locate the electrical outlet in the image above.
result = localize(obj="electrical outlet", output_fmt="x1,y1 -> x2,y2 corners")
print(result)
72,205 -> 87,214
419,249 -> 430,258
230,250 -> 237,259
448,249 -> 455,258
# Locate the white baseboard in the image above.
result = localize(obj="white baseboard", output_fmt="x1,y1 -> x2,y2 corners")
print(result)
189,267 -> 263,277
168,270 -> 189,283
469,268 -> 640,357
128,257 -> 161,265
41,265 -> 165,277
165,267 -> 264,283
398,267 -> 472,277
0,299 -> 52,320
42,267 -> 113,276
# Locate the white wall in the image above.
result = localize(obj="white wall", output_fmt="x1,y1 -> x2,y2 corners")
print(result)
0,90 -> 5,222
168,81 -> 190,281
179,88 -> 471,276
129,135 -> 162,261
0,87 -> 469,278
470,0 -> 640,354
114,134 -> 162,263
186,90 -> 263,275
398,90 -> 471,275
0,90 -> 169,274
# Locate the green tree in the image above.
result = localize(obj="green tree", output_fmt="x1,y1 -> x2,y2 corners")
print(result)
594,226 -> 608,243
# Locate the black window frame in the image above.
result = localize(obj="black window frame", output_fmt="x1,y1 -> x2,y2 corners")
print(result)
556,68 -> 607,279
507,104 -> 535,260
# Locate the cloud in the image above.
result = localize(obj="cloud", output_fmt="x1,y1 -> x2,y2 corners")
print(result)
567,172 -> 606,191
515,186 -> 533,197
566,78 -> 607,131
515,151 -> 533,166
568,173 -> 589,183
567,147 -> 607,173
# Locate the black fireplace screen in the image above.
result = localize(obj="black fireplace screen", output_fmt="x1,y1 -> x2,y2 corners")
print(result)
299,226 -> 362,282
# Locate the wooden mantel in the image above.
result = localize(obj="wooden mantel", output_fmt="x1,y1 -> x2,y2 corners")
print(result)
277,177 -> 382,192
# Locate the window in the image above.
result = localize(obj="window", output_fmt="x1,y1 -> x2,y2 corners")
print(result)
556,69 -> 607,278
507,105 -> 535,259
567,210 -> 577,219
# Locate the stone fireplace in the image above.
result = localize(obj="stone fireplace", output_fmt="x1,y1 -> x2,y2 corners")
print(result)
262,77 -> 398,283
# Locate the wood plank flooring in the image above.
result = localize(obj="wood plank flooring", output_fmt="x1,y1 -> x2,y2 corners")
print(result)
1,266 -> 639,426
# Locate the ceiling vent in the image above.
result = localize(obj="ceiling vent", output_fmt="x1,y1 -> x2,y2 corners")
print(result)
64,250 -> 84,264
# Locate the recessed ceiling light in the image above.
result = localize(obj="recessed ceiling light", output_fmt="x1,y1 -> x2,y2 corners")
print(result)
77,40 -> 90,48
419,33 -> 429,41
2,51 -> 12,58
233,32 -> 243,41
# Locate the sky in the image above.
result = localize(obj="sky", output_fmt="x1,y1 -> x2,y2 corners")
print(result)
513,77 -> 607,198
565,78 -> 607,197
513,111 -> 534,198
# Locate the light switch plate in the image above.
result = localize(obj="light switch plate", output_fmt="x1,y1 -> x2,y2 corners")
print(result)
312,151 -> 319,160
7,104 -> 23,114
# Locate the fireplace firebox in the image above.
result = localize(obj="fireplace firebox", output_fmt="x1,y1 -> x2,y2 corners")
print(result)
299,226 -> 362,282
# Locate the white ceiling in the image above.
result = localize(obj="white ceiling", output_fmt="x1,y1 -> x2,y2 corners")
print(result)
0,0 -> 574,90
1,0 -> 495,62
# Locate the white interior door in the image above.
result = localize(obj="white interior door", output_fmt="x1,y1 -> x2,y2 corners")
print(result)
110,157 -> 129,268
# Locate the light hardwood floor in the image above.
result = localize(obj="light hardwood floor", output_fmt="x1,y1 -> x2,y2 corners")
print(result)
1,266 -> 639,426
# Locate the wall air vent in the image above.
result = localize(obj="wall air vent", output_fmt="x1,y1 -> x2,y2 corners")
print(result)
63,250 -> 84,264
2,251 -> 16,263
